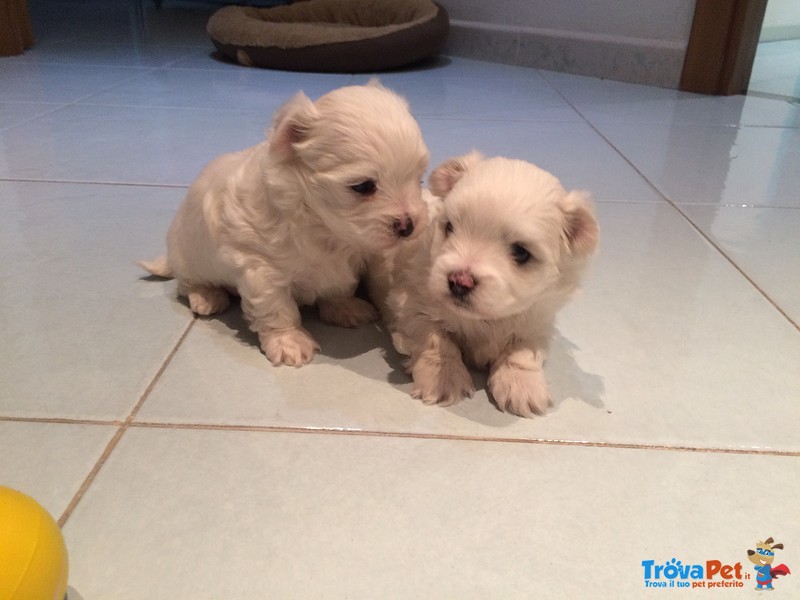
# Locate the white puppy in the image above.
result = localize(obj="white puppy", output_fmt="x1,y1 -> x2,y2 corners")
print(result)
369,153 -> 599,417
140,83 -> 429,366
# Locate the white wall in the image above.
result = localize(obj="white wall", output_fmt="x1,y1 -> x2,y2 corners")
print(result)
440,0 -> 695,44
760,0 -> 800,42
439,0 -> 698,88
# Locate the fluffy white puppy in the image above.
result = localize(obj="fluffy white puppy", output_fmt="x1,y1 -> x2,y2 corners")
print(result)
140,82 -> 429,366
369,152 -> 599,417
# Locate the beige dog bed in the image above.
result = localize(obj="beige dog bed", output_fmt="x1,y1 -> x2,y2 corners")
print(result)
207,0 -> 449,72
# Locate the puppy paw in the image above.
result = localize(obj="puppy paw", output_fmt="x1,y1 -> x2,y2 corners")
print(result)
187,285 -> 230,316
488,363 -> 551,417
318,297 -> 379,328
259,327 -> 320,367
411,356 -> 474,407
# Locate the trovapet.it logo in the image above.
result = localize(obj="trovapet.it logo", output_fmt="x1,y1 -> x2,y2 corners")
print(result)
641,536 -> 791,591
642,558 -> 747,589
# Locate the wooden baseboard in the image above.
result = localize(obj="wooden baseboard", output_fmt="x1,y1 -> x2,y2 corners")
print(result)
0,0 -> 34,56
680,0 -> 768,95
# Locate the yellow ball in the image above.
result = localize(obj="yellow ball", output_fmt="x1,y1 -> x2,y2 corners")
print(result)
0,487 -> 69,600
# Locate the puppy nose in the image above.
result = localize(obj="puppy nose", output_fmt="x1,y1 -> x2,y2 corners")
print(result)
448,270 -> 475,299
392,216 -> 415,238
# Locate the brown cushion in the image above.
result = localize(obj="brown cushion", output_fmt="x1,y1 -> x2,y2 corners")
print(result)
207,0 -> 449,72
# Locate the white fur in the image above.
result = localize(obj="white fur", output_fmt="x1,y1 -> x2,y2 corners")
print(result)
369,153 -> 599,417
140,83 -> 429,366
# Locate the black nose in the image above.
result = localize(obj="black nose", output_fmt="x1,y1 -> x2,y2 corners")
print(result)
448,271 -> 475,299
392,217 -> 414,238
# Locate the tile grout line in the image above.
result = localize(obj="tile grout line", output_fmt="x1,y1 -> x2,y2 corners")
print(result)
0,416 -> 123,427
649,201 -> 799,332
0,68 -> 159,136
126,422 -> 800,457
0,177 -> 189,188
5,414 -> 793,459
5,59 -> 357,120
126,319 -> 197,423
546,84 -> 800,333
4,176 -> 796,209
0,104 -> 73,135
747,90 -> 800,105
56,427 -> 126,528
56,318 -> 196,527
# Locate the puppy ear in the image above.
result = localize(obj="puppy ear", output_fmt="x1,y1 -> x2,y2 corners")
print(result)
268,92 -> 318,163
428,150 -> 484,197
560,190 -> 599,257
367,77 -> 385,90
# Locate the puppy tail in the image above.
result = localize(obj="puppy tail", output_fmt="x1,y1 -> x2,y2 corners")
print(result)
138,256 -> 173,279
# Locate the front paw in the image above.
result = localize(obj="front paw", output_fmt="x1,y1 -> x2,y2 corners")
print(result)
259,327 -> 320,367
318,297 -> 379,328
489,363 -> 551,417
411,356 -> 474,407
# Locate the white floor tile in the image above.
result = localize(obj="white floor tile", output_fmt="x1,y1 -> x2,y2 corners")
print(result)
0,62 -> 148,103
390,56 -> 555,83
167,53 -> 241,71
13,42 -> 198,68
593,122 -> 800,207
62,427 -> 800,599
0,104 -> 266,185
681,204 -> 800,324
354,68 -> 583,122
0,182 -> 190,419
83,67 -> 355,110
750,39 -> 800,100
0,421 -> 115,518
543,70 -> 800,128
420,119 -> 664,202
136,203 -> 800,452
0,100 -> 64,131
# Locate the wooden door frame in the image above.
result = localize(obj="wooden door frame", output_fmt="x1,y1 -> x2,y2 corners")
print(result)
680,0 -> 769,95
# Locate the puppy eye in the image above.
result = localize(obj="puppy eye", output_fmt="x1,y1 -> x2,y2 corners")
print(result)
510,243 -> 533,265
350,180 -> 377,196
444,221 -> 454,236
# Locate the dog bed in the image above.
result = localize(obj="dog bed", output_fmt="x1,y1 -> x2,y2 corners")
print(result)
207,0 -> 449,72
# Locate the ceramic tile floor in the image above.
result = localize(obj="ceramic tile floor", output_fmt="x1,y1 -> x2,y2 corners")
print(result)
2,2 -> 799,598
750,39 -> 800,102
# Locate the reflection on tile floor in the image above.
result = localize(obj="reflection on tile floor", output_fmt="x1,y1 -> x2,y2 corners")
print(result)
2,2 -> 798,598
750,39 -> 800,101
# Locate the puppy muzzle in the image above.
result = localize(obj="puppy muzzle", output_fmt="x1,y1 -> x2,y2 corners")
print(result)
447,270 -> 476,300
391,216 -> 415,238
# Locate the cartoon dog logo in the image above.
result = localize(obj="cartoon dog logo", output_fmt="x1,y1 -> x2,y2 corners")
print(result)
747,537 -> 791,591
